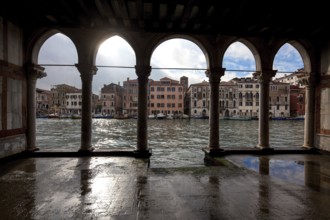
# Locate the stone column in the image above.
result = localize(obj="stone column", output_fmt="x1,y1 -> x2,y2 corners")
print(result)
204,68 -> 225,156
135,65 -> 152,157
75,64 -> 97,152
298,72 -> 316,148
254,70 -> 276,150
26,64 -> 47,151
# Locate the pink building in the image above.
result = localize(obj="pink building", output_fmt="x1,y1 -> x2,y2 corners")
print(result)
149,77 -> 184,116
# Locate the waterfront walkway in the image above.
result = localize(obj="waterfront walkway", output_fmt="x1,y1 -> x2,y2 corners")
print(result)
1,153 -> 330,219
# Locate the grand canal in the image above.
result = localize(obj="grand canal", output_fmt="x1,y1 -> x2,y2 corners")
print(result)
36,118 -> 304,167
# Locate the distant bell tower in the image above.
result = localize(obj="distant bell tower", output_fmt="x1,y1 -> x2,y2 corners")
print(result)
180,76 -> 188,92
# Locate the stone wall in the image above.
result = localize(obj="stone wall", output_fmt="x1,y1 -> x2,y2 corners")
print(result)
316,40 -> 330,151
0,16 -> 27,159
315,134 -> 330,152
0,134 -> 26,158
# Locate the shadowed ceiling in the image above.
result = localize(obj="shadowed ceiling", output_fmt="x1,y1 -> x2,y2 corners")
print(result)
1,0 -> 329,40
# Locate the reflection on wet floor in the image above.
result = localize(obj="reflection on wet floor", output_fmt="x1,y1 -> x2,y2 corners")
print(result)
227,154 -> 330,193
1,154 -> 330,219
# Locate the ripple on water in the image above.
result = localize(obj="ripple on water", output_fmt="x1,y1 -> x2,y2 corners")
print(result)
37,119 -> 304,167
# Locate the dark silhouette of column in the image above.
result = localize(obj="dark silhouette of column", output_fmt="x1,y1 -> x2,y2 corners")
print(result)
254,70 -> 276,150
75,64 -> 97,152
26,64 -> 46,151
204,68 -> 225,155
298,72 -> 316,148
135,65 -> 151,157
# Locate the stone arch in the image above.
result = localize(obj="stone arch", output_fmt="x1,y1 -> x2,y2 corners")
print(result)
219,37 -> 262,72
94,32 -> 137,65
273,40 -> 312,73
146,34 -> 210,69
26,29 -> 74,64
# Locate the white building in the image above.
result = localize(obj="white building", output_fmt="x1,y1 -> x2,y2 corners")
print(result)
65,93 -> 82,115
274,68 -> 305,88
187,81 -> 210,117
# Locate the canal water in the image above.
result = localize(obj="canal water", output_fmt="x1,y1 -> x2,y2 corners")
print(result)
36,118 -> 304,167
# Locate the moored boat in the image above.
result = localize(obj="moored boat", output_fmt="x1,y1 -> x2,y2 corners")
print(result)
156,113 -> 166,119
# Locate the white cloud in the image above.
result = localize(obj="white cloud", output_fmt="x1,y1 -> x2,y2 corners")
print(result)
151,39 -> 207,69
38,33 -> 78,64
222,72 -> 239,82
96,36 -> 136,66
273,43 -> 304,73
223,42 -> 255,62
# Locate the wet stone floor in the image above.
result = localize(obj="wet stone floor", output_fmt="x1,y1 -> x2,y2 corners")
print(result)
1,154 -> 330,220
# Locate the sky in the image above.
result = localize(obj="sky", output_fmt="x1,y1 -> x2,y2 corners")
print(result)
37,33 -> 303,95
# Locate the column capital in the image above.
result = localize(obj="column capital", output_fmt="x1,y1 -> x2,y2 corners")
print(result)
26,63 -> 47,80
205,67 -> 225,83
135,65 -> 151,82
135,65 -> 151,75
253,70 -> 277,83
75,64 -> 98,81
297,72 -> 316,86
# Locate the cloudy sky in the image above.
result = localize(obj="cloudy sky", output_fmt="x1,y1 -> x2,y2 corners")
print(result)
37,33 -> 303,94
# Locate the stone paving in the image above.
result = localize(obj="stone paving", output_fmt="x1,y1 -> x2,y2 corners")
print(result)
1,154 -> 330,219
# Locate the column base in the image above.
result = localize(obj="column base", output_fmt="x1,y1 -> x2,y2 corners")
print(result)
256,145 -> 274,154
78,147 -> 94,155
26,147 -> 40,152
134,149 -> 152,158
302,145 -> 314,149
202,147 -> 226,157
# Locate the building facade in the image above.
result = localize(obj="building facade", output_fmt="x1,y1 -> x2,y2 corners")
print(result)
123,78 -> 139,118
50,84 -> 80,115
187,77 -> 290,118
36,88 -> 51,117
187,80 -> 210,117
149,77 -> 184,116
269,82 -> 290,118
100,83 -> 124,117
274,68 -> 305,88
